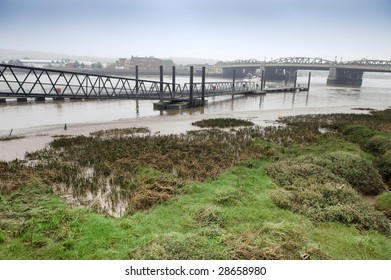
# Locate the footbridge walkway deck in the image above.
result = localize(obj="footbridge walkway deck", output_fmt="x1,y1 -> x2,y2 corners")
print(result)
0,64 -> 257,103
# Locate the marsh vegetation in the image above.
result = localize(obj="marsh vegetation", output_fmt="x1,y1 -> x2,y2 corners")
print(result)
1,109 -> 391,259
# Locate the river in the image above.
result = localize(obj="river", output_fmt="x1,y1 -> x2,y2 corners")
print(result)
0,71 -> 390,137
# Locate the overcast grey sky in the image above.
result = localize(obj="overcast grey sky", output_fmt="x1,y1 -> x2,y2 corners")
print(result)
0,0 -> 390,61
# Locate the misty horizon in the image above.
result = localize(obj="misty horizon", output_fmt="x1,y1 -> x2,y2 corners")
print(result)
0,0 -> 390,62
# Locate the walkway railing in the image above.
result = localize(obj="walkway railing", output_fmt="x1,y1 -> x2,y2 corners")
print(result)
0,64 -> 254,101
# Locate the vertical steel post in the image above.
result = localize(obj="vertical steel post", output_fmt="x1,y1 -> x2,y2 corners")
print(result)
293,71 -> 297,88
172,66 -> 176,93
261,70 -> 264,90
135,65 -> 139,93
86,75 -> 88,95
307,72 -> 312,91
160,65 -> 163,93
232,69 -> 236,91
263,69 -> 267,89
98,77 -> 101,95
201,66 -> 206,105
189,66 -> 194,106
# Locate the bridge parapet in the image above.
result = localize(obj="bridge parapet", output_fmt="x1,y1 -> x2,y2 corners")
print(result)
341,59 -> 391,67
266,57 -> 334,65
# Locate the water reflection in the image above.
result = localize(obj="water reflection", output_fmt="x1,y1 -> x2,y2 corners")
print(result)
0,75 -> 391,135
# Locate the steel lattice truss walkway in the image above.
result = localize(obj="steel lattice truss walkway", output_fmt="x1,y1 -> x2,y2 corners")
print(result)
0,64 -> 254,101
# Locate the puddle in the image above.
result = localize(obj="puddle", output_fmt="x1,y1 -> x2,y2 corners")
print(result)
53,167 -> 129,217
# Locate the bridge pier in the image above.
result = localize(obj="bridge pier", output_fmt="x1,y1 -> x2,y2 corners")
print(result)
261,67 -> 297,85
327,67 -> 363,87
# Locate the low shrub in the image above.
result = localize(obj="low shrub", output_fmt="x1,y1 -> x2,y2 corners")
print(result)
267,156 -> 390,235
365,135 -> 391,155
297,152 -> 387,195
374,151 -> 391,184
265,161 -> 346,188
270,183 -> 390,235
0,229 -> 4,243
340,125 -> 377,146
375,192 -> 391,217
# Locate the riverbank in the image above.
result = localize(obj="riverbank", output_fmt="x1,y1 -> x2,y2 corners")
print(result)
0,104 -> 385,161
1,107 -> 390,260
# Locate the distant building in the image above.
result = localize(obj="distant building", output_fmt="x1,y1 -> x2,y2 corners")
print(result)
19,59 -> 66,68
115,56 -> 164,70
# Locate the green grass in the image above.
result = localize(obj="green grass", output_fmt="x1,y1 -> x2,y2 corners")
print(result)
1,162 -> 391,260
2,110 -> 391,260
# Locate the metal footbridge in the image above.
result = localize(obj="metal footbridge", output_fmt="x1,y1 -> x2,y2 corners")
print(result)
0,64 -> 255,102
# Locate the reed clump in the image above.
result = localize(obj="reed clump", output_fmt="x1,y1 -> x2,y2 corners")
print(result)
192,118 -> 254,128
0,161 -> 35,194
0,135 -> 25,141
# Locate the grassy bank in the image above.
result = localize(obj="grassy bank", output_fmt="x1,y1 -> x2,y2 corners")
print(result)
1,110 -> 391,259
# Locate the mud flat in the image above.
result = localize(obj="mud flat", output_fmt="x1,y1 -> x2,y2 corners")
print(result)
0,104 -> 383,162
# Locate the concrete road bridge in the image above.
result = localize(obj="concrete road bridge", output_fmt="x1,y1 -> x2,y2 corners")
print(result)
221,57 -> 391,86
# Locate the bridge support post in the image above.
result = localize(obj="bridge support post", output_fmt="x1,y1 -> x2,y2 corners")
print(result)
201,66 -> 206,105
172,66 -> 176,93
160,65 -> 164,96
189,66 -> 194,106
293,71 -> 297,88
135,65 -> 139,93
327,67 -> 363,87
232,69 -> 236,92
260,70 -> 265,90
307,72 -> 311,91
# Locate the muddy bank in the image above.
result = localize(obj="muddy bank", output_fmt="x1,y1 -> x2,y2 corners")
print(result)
0,105 -> 382,162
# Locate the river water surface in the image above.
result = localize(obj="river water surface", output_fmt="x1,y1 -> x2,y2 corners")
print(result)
1,72 -> 391,137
